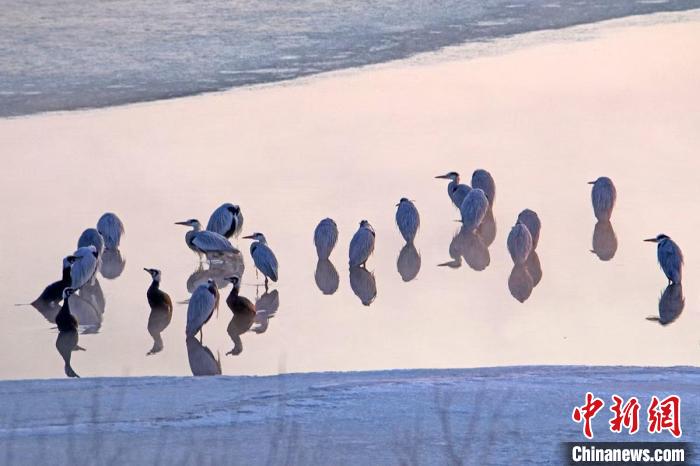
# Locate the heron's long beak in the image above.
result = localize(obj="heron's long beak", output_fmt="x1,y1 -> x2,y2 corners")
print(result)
643,238 -> 658,243
174,221 -> 190,226
395,203 -> 400,207
242,234 -> 255,239
143,268 -> 152,273
587,181 -> 596,184
435,174 -> 450,179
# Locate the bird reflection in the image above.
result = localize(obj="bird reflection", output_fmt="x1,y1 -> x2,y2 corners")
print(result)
68,278 -> 105,333
508,264 -> 534,303
647,284 -> 684,326
254,289 -> 280,334
349,266 -> 377,306
315,259 -> 339,295
186,336 -> 221,376
100,248 -> 126,279
478,208 -> 497,247
187,255 -> 244,293
525,250 -> 542,287
56,329 -> 84,378
227,313 -> 255,356
397,242 -> 421,282
458,226 -> 490,271
592,220 -> 617,261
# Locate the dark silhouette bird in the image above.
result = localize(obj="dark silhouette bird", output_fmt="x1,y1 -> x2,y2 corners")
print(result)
224,276 -> 256,316
644,234 -> 683,284
144,268 -> 173,355
34,255 -> 80,304
56,288 -> 79,332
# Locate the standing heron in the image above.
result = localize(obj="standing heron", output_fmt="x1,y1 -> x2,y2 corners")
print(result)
644,234 -> 683,284
459,188 -> 489,231
224,276 -> 256,315
207,203 -> 244,239
517,209 -> 541,249
589,177 -> 616,221
395,198 -> 420,243
186,279 -> 219,340
97,212 -> 125,250
435,172 -> 471,209
176,219 -> 238,261
314,218 -> 338,260
70,246 -> 98,289
144,268 -> 173,355
471,169 -> 496,206
243,232 -> 279,289
34,255 -> 80,304
77,228 -> 104,259
507,221 -> 533,265
349,220 -> 375,267
56,288 -> 79,332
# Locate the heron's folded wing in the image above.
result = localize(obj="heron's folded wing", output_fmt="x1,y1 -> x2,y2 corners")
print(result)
193,231 -> 237,253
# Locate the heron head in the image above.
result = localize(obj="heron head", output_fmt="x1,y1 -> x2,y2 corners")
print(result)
243,232 -> 265,242
396,197 -> 410,206
144,268 -> 161,281
175,219 -> 200,228
65,255 -> 81,265
62,287 -> 77,300
226,204 -> 241,214
435,171 -> 459,181
644,234 -> 669,243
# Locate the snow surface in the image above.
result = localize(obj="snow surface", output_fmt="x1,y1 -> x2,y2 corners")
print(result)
0,366 -> 698,465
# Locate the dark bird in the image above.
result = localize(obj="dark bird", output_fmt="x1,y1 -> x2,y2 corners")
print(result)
56,288 -> 79,332
644,234 -> 683,284
224,276 -> 256,316
144,268 -> 173,355
34,255 -> 80,304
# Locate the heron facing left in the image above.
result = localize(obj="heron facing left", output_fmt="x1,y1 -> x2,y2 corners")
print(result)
644,234 -> 683,284
176,219 -> 238,261
243,232 -> 279,289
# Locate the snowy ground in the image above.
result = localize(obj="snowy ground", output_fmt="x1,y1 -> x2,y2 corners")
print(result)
0,366 -> 697,465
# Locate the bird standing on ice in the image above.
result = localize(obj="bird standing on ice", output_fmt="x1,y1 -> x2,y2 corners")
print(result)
435,172 -> 471,209
243,232 -> 279,289
176,219 -> 238,261
589,177 -> 616,221
507,222 -> 533,265
186,279 -> 219,340
459,188 -> 489,231
395,198 -> 420,243
349,220 -> 375,268
314,218 -> 338,260
644,234 -> 683,284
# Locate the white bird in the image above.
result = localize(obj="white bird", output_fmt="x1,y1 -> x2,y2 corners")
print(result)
96,212 -> 125,250
644,234 -> 683,284
507,222 -> 533,265
395,198 -> 420,243
471,169 -> 496,206
77,228 -> 104,259
435,172 -> 471,209
459,188 -> 489,231
313,218 -> 338,260
589,177 -> 616,221
349,220 -> 375,267
70,246 -> 98,289
243,232 -> 279,289
206,203 -> 244,239
186,279 -> 219,339
176,219 -> 238,260
517,209 -> 541,249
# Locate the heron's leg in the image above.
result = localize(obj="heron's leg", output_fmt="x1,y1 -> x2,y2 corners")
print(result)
264,277 -> 269,292
199,328 -> 204,343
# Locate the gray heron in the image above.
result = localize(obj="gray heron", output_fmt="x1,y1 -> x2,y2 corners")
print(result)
207,203 -> 244,239
397,242 -> 421,282
70,246 -> 98,289
472,169 -> 496,206
517,209 -> 541,249
349,220 -> 376,267
435,172 -> 471,209
243,232 -> 279,289
315,259 -> 339,295
592,220 -> 617,261
648,283 -> 684,326
185,279 -> 219,340
176,219 -> 238,260
96,212 -> 125,250
56,288 -> 79,332
34,255 -> 79,304
224,276 -> 256,316
145,268 -> 172,355
314,218 -> 338,260
349,266 -> 377,306
589,177 -> 616,221
395,198 -> 420,243
644,234 -> 683,284
507,221 -> 533,265
459,188 -> 489,231
77,228 -> 104,259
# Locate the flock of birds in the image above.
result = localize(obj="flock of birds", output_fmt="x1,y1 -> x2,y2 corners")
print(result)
28,169 -> 685,377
